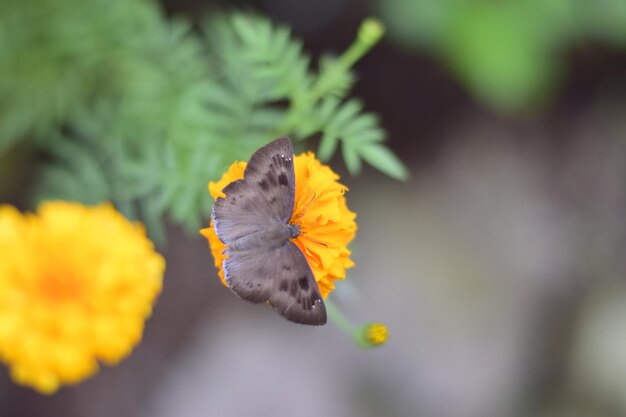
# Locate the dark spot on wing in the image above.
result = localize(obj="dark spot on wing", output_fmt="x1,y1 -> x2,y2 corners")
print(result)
270,197 -> 277,203
265,171 -> 278,186
298,276 -> 309,291
283,265 -> 291,271
279,280 -> 289,292
289,281 -> 298,297
278,173 -> 289,186
258,179 -> 269,191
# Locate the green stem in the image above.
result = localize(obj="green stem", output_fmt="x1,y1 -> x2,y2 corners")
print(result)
277,18 -> 385,135
309,18 -> 385,104
325,298 -> 356,336
338,18 -> 385,70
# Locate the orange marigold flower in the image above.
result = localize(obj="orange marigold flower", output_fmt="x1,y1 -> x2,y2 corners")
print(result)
200,152 -> 357,298
0,202 -> 165,394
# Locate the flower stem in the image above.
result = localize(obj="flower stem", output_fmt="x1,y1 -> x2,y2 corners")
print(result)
338,18 -> 385,69
326,298 -> 388,348
277,18 -> 385,136
325,298 -> 356,336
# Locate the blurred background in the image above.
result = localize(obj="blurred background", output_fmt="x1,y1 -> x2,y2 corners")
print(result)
2,0 -> 626,416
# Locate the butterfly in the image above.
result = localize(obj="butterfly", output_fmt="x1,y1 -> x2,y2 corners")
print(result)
211,136 -> 327,325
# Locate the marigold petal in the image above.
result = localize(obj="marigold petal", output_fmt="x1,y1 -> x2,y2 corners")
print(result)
208,161 -> 247,200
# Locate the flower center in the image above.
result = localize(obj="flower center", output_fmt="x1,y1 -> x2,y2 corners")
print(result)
38,269 -> 85,304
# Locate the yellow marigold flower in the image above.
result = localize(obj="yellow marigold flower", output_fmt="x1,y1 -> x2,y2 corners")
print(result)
0,202 -> 165,394
200,152 -> 357,298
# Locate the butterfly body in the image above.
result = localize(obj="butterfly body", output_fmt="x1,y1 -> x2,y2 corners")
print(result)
226,223 -> 299,252
211,137 -> 327,325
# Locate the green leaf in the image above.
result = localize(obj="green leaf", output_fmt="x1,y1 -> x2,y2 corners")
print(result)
341,113 -> 379,138
327,99 -> 363,132
316,96 -> 342,122
342,142 -> 362,176
359,143 -> 409,180
347,127 -> 386,144
318,132 -> 338,162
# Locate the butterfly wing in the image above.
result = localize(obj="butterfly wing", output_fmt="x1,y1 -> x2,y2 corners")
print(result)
212,137 -> 296,245
223,241 -> 327,325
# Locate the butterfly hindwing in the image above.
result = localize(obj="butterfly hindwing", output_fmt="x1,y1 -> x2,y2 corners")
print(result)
212,137 -> 295,245
222,246 -> 275,302
268,241 -> 327,325
223,241 -> 327,326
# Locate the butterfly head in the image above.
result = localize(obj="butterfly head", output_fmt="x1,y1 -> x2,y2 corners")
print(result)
287,223 -> 301,239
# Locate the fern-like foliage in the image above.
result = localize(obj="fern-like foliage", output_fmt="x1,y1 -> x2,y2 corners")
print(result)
201,14 -> 407,178
0,0 -> 406,242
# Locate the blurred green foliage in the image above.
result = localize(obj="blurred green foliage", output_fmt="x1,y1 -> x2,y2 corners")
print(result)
0,0 -> 406,242
379,0 -> 626,112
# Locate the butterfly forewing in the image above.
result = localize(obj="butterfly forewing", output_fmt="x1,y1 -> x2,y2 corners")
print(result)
212,137 -> 295,245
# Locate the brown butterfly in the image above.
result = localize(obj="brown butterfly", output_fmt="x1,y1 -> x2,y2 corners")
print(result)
211,137 -> 327,325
